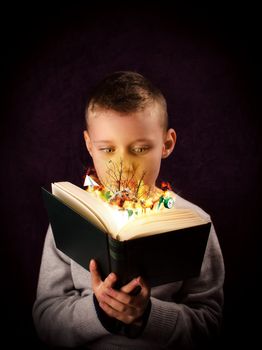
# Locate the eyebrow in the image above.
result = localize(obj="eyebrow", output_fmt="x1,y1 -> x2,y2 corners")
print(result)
132,138 -> 154,143
93,141 -> 113,145
93,138 -> 154,144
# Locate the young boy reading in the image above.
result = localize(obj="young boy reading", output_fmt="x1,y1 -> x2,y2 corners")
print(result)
33,71 -> 225,349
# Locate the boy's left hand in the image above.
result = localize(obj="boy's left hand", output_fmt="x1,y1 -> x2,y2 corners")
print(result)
90,262 -> 150,325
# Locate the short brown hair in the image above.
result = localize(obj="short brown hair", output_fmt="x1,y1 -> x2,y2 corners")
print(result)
85,71 -> 168,130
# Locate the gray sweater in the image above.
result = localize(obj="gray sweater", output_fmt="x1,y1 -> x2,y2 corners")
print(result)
32,194 -> 224,349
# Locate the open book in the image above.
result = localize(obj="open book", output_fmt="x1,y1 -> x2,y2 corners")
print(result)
51,181 -> 208,240
42,181 -> 211,287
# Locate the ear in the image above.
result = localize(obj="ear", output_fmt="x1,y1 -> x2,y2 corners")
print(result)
83,130 -> 93,158
162,128 -> 177,159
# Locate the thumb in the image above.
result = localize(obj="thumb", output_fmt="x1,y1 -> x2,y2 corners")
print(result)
89,259 -> 101,288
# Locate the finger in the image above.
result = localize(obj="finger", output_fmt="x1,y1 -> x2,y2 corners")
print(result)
89,259 -> 101,287
103,272 -> 117,288
99,300 -> 117,317
129,285 -> 142,296
136,277 -> 150,298
90,260 -> 117,289
100,291 -> 133,313
99,301 -> 134,324
105,287 -> 135,307
120,277 -> 140,294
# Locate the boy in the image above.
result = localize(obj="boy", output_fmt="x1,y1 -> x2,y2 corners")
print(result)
33,71 -> 224,349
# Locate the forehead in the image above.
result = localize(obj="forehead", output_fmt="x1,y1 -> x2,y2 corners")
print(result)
87,103 -> 163,140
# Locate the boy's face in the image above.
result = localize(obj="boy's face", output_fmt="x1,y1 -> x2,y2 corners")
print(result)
84,102 -> 176,188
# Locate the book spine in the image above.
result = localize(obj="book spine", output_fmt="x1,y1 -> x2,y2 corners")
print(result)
108,236 -> 128,289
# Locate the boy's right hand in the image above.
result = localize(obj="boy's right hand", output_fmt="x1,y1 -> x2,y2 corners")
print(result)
90,259 -> 150,325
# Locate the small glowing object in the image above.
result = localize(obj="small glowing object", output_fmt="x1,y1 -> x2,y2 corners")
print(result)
84,175 -> 99,187
127,209 -> 133,218
157,195 -> 164,209
163,197 -> 175,209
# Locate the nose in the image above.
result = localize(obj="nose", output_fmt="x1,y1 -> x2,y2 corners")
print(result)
109,153 -> 140,178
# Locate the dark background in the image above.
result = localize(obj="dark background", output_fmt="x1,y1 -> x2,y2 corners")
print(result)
0,2 -> 260,349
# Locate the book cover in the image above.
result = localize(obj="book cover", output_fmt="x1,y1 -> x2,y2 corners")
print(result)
42,187 -> 211,287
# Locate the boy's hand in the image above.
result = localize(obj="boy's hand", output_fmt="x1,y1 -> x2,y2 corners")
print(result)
90,259 -> 150,325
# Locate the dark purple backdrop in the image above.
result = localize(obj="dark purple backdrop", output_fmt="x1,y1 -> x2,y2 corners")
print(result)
0,3 -> 260,349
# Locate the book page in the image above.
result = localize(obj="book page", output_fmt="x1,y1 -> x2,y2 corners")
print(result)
118,208 -> 209,241
52,182 -> 128,236
52,183 -> 107,232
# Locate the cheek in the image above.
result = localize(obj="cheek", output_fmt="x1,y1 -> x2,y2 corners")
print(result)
142,158 -> 161,185
91,155 -> 107,180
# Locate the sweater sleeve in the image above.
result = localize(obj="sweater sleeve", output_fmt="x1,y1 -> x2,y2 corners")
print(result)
32,224 -> 109,347
142,223 -> 225,349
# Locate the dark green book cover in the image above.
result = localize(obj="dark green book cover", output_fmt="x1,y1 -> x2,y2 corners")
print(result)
42,187 -> 211,288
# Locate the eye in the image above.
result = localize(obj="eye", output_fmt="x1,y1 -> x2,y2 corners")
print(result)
132,147 -> 149,154
100,147 -> 114,153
